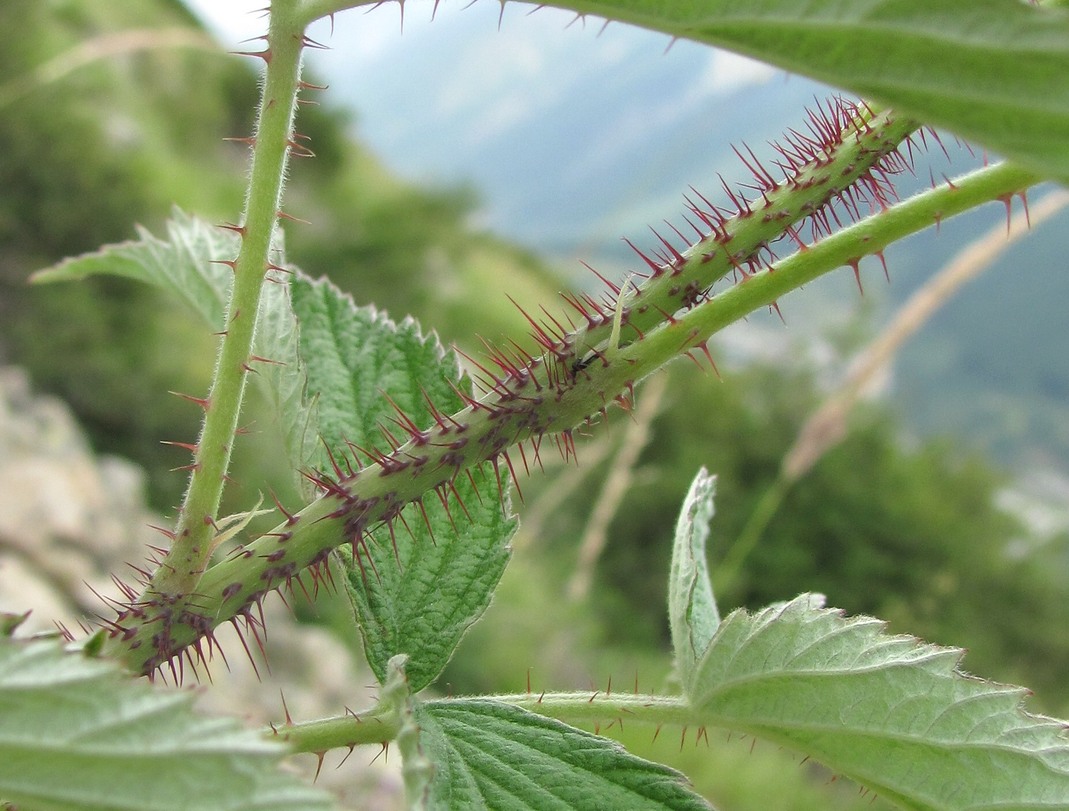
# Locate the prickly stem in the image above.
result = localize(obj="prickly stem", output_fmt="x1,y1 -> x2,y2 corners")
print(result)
620,161 -> 1040,383
109,4 -> 308,634
102,62 -> 1035,675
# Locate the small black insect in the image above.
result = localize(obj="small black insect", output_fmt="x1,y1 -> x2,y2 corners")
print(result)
570,353 -> 595,376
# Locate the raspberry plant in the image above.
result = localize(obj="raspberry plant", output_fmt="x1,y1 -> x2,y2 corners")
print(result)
3,1 -> 1069,809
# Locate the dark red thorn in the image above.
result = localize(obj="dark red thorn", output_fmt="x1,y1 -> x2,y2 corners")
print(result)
169,390 -> 210,411
377,422 -> 402,452
732,143 -> 774,193
478,336 -> 522,376
500,450 -> 524,503
920,126 -> 951,162
697,342 -> 721,377
535,306 -> 569,343
489,457 -> 510,512
160,439 -> 198,454
558,290 -> 597,327
663,218 -> 693,252
433,486 -> 459,533
300,469 -> 336,495
524,323 -> 558,354
581,262 -> 621,295
125,561 -> 153,584
384,519 -> 402,566
381,391 -> 430,444
349,441 -> 387,467
504,339 -> 541,378
446,480 -> 473,521
623,238 -> 664,275
231,48 -> 272,63
649,225 -> 686,265
300,34 -> 330,50
718,174 -> 751,216
294,572 -> 315,604
110,575 -> 139,602
768,300 -> 786,326
347,536 -> 372,584
393,508 -> 418,546
268,490 -> 299,526
515,440 -> 533,477
555,430 -> 577,465
875,251 -> 890,283
217,222 -> 246,237
320,439 -> 347,479
276,690 -> 293,726
446,378 -> 484,411
454,347 -> 510,396
420,387 -> 453,431
848,259 -> 864,295
370,742 -> 390,766
286,139 -> 316,159
148,524 -> 177,541
311,559 -> 338,597
528,433 -> 546,472
276,210 -> 311,225
248,354 -> 284,367
414,498 -> 437,545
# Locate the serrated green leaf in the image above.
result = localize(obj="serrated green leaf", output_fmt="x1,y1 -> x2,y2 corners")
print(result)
414,699 -> 711,811
544,0 -> 1069,182
0,638 -> 333,811
292,276 -> 518,692
690,594 -> 1069,810
289,274 -> 458,484
31,207 -> 238,326
668,468 -> 719,694
28,209 -> 313,475
341,467 -> 515,693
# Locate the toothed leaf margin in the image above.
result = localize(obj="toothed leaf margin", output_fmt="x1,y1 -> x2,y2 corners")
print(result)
413,699 -> 711,811
690,593 -> 1069,809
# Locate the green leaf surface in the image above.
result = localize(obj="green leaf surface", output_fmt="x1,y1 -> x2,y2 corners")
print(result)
289,274 -> 458,483
541,0 -> 1069,181
292,276 -> 518,692
668,468 -> 719,694
414,699 -> 711,810
340,468 -> 515,693
29,209 -> 313,473
31,208 -> 237,327
0,638 -> 332,811
690,594 -> 1069,810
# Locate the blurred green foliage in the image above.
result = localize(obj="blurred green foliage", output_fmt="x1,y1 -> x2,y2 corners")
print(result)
0,0 -> 560,507
517,362 -> 1069,714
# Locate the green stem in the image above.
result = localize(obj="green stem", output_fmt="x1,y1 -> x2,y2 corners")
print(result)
271,707 -> 400,754
616,161 -> 1040,381
147,6 -> 306,599
276,692 -> 690,756
110,160 -> 1038,675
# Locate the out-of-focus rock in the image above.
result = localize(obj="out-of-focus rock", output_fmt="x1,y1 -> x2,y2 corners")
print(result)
0,366 -> 159,632
0,367 -> 402,808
